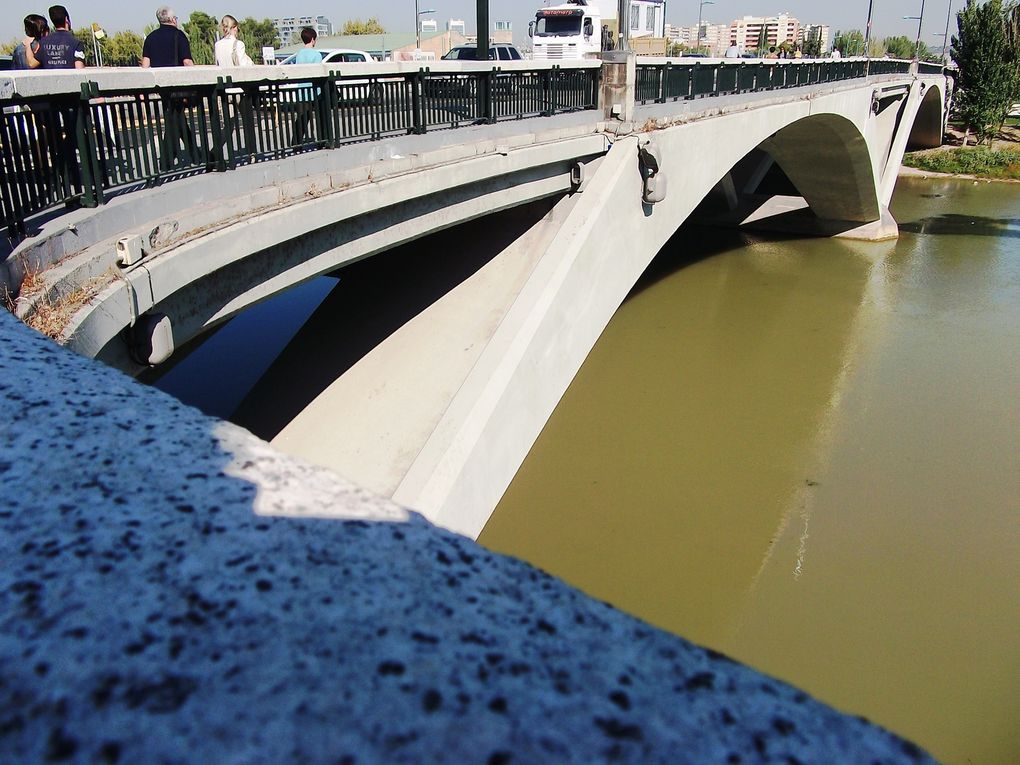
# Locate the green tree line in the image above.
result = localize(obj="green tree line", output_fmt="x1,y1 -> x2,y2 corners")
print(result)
830,29 -> 943,61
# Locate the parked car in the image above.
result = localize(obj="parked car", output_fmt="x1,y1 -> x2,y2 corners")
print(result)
442,44 -> 523,61
277,48 -> 375,65
276,48 -> 387,105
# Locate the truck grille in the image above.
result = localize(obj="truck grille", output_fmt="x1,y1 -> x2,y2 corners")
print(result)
540,43 -> 579,60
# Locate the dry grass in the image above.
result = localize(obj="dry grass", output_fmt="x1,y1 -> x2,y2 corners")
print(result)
9,269 -> 104,340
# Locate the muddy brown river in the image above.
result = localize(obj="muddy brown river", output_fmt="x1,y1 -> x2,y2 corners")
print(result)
479,177 -> 1020,765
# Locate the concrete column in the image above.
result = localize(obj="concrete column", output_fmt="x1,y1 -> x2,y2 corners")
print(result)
600,52 -> 636,122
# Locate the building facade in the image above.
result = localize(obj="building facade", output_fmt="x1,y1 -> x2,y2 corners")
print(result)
729,14 -> 800,52
799,24 -> 830,55
272,15 -> 333,46
626,0 -> 666,39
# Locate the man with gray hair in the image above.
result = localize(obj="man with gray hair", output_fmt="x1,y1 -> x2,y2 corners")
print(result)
141,6 -> 194,67
141,6 -> 199,170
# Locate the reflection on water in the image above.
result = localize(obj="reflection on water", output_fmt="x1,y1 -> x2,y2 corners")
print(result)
899,212 -> 1020,238
479,177 -> 1020,765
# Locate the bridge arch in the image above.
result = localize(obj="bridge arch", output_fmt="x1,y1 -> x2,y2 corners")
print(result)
756,113 -> 880,224
906,82 -> 946,151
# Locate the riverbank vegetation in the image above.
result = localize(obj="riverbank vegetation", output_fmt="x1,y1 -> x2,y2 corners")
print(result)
903,145 -> 1020,179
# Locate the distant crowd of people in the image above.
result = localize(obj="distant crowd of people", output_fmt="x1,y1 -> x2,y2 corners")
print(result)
13,4 -> 257,69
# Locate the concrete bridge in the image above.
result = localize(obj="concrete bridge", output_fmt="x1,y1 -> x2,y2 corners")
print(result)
0,56 -> 948,764
3,58 -> 947,539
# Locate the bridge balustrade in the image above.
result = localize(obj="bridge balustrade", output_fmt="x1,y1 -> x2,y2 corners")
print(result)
0,64 -> 600,242
634,57 -> 923,106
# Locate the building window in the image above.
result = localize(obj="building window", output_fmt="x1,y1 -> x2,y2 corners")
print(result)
630,5 -> 640,30
647,7 -> 657,31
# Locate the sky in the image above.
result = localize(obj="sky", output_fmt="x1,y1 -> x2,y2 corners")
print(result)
3,0 -> 957,50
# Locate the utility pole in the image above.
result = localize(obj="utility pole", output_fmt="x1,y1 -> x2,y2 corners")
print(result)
477,0 -> 489,61
617,0 -> 629,52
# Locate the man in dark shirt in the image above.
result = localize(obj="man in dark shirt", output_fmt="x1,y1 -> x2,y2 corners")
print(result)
141,7 -> 200,169
141,6 -> 194,67
32,5 -> 85,69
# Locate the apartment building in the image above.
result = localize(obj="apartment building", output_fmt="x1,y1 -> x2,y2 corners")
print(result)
272,15 -> 333,46
729,14 -> 800,51
799,24 -> 830,54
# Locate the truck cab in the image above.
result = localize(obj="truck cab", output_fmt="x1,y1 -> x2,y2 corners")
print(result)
530,0 -> 603,60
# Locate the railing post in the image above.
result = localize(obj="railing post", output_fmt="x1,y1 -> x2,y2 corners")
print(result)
549,65 -> 560,116
209,77 -> 228,172
321,71 -> 339,148
77,82 -> 103,208
485,68 -> 497,124
413,69 -> 426,135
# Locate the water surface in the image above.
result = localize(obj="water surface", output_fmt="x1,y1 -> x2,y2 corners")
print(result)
479,178 -> 1020,765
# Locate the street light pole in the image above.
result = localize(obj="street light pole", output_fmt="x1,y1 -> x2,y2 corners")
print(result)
940,0 -> 953,62
415,4 -> 435,55
914,0 -> 926,58
697,0 -> 715,54
863,0 -> 875,70
617,0 -> 629,52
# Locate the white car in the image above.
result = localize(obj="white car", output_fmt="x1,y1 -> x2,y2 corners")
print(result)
276,48 -> 375,65
275,48 -> 386,104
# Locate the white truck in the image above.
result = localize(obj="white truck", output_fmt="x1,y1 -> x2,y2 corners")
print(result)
529,0 -> 614,60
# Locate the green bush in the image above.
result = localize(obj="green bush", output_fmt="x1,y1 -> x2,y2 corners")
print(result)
903,146 -> 1020,178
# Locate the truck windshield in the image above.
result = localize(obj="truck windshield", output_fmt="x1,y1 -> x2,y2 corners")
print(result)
535,15 -> 583,36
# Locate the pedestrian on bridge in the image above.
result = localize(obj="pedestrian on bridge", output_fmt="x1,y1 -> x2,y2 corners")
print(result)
215,15 -> 254,67
13,14 -> 48,69
290,27 -> 320,146
22,5 -> 83,69
142,7 -> 200,171
141,6 -> 194,68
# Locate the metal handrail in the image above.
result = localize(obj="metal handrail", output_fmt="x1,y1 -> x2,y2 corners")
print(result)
0,63 -> 602,242
634,57 -> 925,104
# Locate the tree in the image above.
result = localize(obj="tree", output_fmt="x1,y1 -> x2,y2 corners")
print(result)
107,30 -> 144,66
73,26 -> 108,66
832,29 -> 865,56
867,38 -> 887,57
1006,2 -> 1020,89
1,40 -> 16,55
883,35 -> 916,59
238,18 -> 280,64
341,18 -> 385,35
755,26 -> 768,55
802,35 -> 822,57
182,11 -> 218,65
951,0 -> 1020,143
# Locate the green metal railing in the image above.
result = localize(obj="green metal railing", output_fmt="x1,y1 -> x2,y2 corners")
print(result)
0,65 -> 601,241
635,58 -> 915,104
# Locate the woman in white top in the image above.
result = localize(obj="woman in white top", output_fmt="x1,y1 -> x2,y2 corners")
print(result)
215,15 -> 254,66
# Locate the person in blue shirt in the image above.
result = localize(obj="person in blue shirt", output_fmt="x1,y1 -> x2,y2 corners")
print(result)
13,14 -> 49,70
293,27 -> 321,64
291,27 -> 321,145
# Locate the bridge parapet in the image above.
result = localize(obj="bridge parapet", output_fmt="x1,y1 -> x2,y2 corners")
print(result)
0,57 -> 944,247
0,62 -> 601,243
